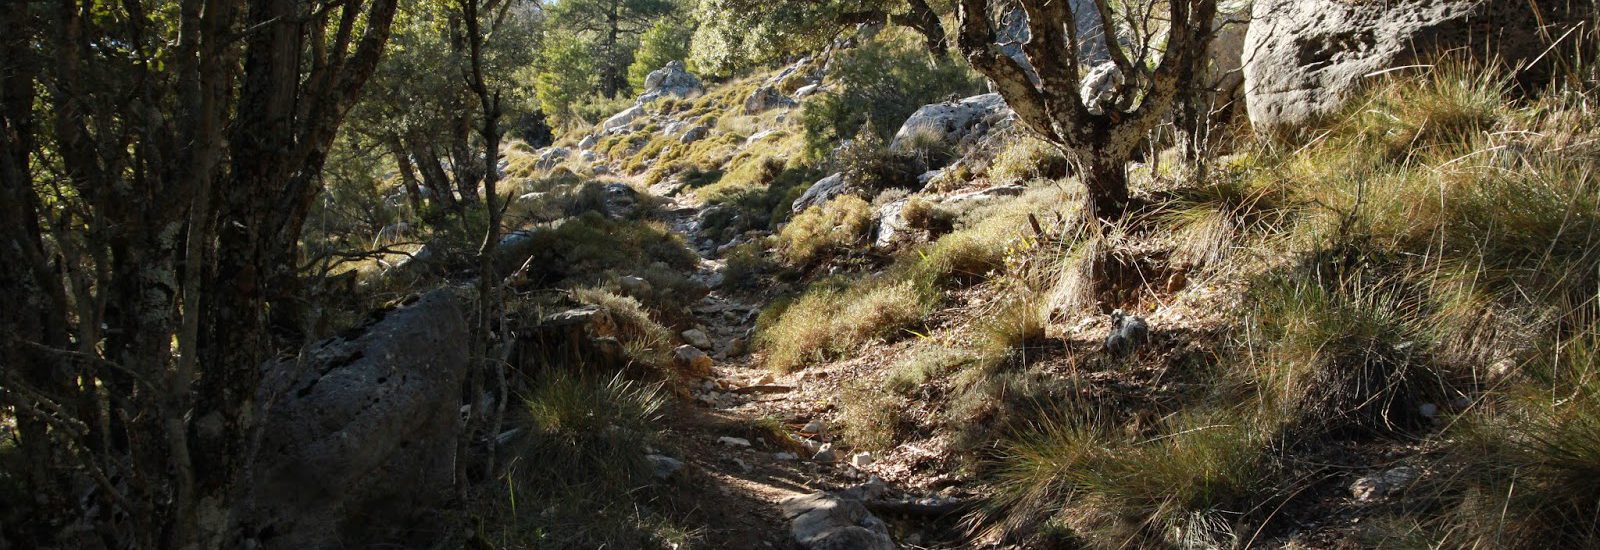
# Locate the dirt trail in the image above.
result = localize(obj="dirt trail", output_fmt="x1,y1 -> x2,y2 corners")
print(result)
638,181 -> 866,548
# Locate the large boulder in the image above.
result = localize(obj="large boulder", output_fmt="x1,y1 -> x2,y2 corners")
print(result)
889,93 -> 1012,153
244,290 -> 469,549
991,1 -> 1107,90
1207,5 -> 1252,111
638,60 -> 705,104
1243,0 -> 1589,133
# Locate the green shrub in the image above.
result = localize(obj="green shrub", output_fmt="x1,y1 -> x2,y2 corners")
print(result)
799,38 -> 984,159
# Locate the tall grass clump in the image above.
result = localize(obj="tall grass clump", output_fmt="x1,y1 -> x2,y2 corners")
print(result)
1400,321 -> 1600,549
983,407 -> 1277,548
758,278 -> 931,372
1241,263 -> 1442,434
489,371 -> 678,548
776,194 -> 873,266
572,287 -> 675,369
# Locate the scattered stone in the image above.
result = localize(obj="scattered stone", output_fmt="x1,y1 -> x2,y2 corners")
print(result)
726,335 -> 748,356
794,83 -> 824,99
1104,309 -> 1149,357
849,452 -> 874,469
678,125 -> 709,144
718,436 -> 752,448
1351,466 -> 1420,502
578,134 -> 599,150
601,182 -> 638,218
944,184 -> 1027,205
781,492 -> 895,550
775,452 -> 799,461
673,345 -> 714,376
535,147 -> 570,171
733,457 -> 753,473
802,421 -> 824,434
744,129 -> 777,147
873,198 -> 911,249
647,454 -> 685,480
542,306 -> 618,340
601,104 -> 644,132
682,328 -> 713,350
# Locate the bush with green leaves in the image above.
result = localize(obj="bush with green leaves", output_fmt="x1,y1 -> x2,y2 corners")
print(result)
799,36 -> 984,159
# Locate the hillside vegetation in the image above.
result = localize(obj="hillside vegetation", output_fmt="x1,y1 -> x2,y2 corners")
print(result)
3,1 -> 1597,549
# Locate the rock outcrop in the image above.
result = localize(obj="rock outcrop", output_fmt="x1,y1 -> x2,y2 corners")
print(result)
889,93 -> 1011,155
1243,0 -> 1588,132
638,60 -> 705,105
244,290 -> 469,550
790,173 -> 854,214
743,85 -> 796,114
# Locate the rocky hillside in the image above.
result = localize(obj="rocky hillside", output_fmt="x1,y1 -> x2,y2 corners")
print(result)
435,2 -> 1600,548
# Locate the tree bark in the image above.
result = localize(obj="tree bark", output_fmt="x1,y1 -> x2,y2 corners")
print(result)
894,0 -> 949,56
390,140 -> 427,212
955,0 -> 1217,223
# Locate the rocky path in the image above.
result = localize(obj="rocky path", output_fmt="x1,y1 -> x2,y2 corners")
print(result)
638,180 -> 912,549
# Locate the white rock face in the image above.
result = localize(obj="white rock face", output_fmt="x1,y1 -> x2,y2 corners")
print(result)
874,199 -> 911,249
889,93 -> 1011,154
637,60 -> 704,104
1243,0 -> 1581,132
1079,62 -> 1124,115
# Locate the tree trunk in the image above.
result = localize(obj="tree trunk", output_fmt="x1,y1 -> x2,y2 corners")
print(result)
390,140 -> 426,212
411,140 -> 459,210
601,1 -> 622,98
1080,151 -> 1132,222
896,0 -> 948,56
450,115 -> 482,204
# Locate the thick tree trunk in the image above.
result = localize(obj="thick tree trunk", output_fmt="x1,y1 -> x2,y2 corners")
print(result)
1080,151 -> 1133,222
956,0 -> 1216,225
